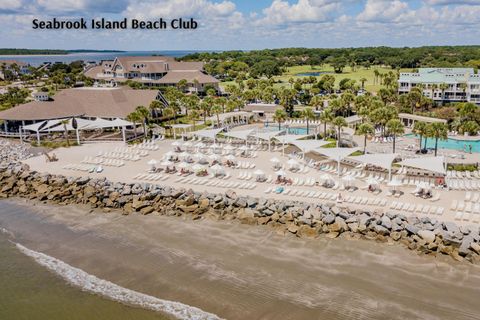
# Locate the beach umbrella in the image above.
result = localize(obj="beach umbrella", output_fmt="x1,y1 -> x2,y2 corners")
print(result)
210,143 -> 220,149
287,159 -> 299,167
171,141 -> 182,147
225,154 -> 236,161
387,178 -> 403,191
210,164 -> 224,173
270,157 -> 280,163
178,162 -> 190,169
366,177 -> 379,186
239,145 -> 249,151
254,169 -> 265,177
195,142 -> 205,148
160,160 -> 173,167
319,173 -> 333,183
179,151 -> 190,159
164,151 -> 175,159
191,163 -> 205,172
183,141 -> 192,147
276,169 -> 286,177
341,174 -> 356,186
193,152 -> 206,161
147,159 -> 158,166
209,154 -> 220,161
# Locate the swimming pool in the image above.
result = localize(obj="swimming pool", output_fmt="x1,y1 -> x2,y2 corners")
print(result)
264,124 -> 311,135
405,134 -> 480,153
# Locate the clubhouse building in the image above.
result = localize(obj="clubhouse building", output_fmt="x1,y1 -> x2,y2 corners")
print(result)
398,68 -> 480,105
84,56 -> 219,93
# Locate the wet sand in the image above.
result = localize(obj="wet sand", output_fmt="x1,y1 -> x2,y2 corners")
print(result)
1,199 -> 480,320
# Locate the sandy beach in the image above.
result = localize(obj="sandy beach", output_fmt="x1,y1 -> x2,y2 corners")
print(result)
1,198 -> 480,320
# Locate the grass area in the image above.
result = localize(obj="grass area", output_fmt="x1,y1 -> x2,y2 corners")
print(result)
219,64 -> 414,93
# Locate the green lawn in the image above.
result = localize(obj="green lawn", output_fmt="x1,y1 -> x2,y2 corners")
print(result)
220,64 -> 414,93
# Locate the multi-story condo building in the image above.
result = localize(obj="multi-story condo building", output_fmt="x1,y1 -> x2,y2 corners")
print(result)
84,56 -> 219,93
398,68 -> 480,105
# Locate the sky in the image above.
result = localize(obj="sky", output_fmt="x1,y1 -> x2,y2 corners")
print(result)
0,0 -> 479,50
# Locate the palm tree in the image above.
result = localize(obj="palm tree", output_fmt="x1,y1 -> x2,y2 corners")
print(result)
386,119 -> 404,153
126,111 -> 142,137
211,104 -> 222,127
413,121 -> 428,150
189,109 -> 200,131
439,83 -> 449,103
319,107 -> 334,138
302,107 -> 316,134
427,122 -> 448,156
356,123 -> 374,153
332,116 -> 347,147
60,119 -> 70,146
272,109 -> 287,130
135,105 -> 150,137
200,101 -> 210,123
360,77 -> 367,89
149,100 -> 163,120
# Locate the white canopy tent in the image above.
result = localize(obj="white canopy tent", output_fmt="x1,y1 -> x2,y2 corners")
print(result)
252,130 -> 285,151
397,156 -> 446,175
313,147 -> 359,175
349,153 -> 398,181
222,129 -> 254,143
274,134 -> 313,155
194,127 -> 225,142
290,139 -> 331,158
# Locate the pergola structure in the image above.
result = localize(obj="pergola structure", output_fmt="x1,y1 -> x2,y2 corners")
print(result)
313,147 -> 359,175
21,117 -> 134,144
397,156 -> 446,175
349,153 -> 398,180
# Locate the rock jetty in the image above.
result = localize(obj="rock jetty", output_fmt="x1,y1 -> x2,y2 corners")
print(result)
1,163 -> 479,263
0,139 -> 34,165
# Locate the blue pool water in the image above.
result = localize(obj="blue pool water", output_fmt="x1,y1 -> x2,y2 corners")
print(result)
405,134 -> 480,153
264,124 -> 312,135
295,71 -> 332,77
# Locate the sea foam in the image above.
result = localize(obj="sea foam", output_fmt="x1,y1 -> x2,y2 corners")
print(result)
16,243 -> 222,320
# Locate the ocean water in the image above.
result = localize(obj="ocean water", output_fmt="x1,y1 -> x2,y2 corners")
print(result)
0,50 -> 209,66
0,233 -> 171,320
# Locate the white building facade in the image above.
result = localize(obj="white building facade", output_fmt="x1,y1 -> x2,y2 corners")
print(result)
398,68 -> 480,105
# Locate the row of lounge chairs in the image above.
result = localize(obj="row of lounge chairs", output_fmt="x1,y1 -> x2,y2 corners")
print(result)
81,157 -> 124,167
134,173 -> 169,182
447,179 -> 480,191
390,201 -> 444,216
447,170 -> 480,179
63,164 -> 103,173
233,161 -> 256,169
131,142 -> 159,151
98,151 -> 143,161
176,176 -> 256,189
113,147 -> 149,156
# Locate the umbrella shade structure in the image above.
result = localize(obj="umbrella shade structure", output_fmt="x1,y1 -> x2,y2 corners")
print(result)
319,173 -> 334,183
191,164 -> 206,171
193,153 -> 206,161
224,145 -> 235,150
223,129 -> 254,141
210,164 -> 224,173
313,147 -> 359,175
366,177 -> 379,185
183,141 -> 192,147
254,169 -> 265,176
209,154 -> 221,161
239,145 -> 250,151
164,151 -> 176,159
179,151 -> 190,159
224,154 -> 236,161
210,143 -> 220,149
171,141 -> 182,147
178,162 -> 190,169
270,157 -> 280,163
276,170 -> 287,176
341,174 -> 356,186
195,142 -> 206,148
349,153 -> 398,180
160,160 -> 174,167
387,178 -> 403,190
397,156 -> 446,176
147,159 -> 158,166
287,158 -> 300,168
194,127 -> 224,141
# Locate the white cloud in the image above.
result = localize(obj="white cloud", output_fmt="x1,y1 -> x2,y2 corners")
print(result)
423,0 -> 480,5
257,0 -> 341,25
357,0 -> 409,22
0,0 -> 24,12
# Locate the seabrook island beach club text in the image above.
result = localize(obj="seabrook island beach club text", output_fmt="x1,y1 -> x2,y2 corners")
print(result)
32,18 -> 198,30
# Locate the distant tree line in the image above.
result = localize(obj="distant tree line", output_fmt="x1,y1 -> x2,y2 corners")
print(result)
182,46 -> 480,78
0,48 -> 68,55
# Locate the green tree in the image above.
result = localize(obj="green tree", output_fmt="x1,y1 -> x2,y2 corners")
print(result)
386,119 -> 404,153
135,105 -> 150,137
272,109 -> 287,130
356,122 -> 374,153
189,109 -> 200,131
319,107 -> 334,138
332,116 -> 347,147
211,104 -> 222,127
60,119 -> 70,146
126,111 -> 142,137
301,107 -> 316,134
427,122 -> 448,156
412,121 -> 428,150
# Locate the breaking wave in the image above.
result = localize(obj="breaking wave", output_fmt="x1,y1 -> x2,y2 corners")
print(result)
16,243 -> 222,320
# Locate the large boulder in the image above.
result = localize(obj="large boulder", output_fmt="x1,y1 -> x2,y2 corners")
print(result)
418,230 -> 436,244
